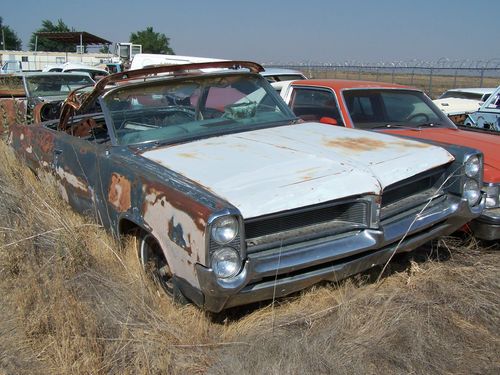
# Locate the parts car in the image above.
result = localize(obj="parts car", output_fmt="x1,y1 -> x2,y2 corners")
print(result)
9,62 -> 485,312
0,72 -> 95,135
281,79 -> 498,240
464,85 -> 500,133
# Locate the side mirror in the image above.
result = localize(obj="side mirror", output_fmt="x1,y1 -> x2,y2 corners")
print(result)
319,116 -> 338,125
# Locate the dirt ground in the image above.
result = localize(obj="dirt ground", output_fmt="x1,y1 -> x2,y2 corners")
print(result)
0,140 -> 498,375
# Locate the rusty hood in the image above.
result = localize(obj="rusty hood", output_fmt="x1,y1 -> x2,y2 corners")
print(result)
140,123 -> 454,219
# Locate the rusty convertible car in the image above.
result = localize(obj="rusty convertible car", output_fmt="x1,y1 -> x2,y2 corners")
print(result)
0,72 -> 95,135
9,61 -> 485,312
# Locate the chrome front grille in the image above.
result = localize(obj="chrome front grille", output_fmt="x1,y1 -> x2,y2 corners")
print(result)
381,166 -> 447,221
244,199 -> 370,253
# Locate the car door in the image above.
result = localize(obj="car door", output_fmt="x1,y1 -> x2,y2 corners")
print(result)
51,115 -> 112,224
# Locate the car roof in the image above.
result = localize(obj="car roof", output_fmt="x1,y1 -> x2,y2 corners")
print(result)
289,79 -> 412,90
262,67 -> 306,76
11,71 -> 93,78
443,87 -> 496,94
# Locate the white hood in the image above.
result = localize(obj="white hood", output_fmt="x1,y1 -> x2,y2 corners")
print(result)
141,123 -> 454,218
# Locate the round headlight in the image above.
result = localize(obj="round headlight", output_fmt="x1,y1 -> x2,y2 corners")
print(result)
464,155 -> 481,178
212,247 -> 241,279
464,179 -> 481,206
211,216 -> 238,244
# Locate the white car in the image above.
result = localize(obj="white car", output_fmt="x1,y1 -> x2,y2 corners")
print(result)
438,87 -> 495,102
434,87 -> 497,124
433,97 -> 483,124
464,86 -> 500,132
42,62 -> 109,80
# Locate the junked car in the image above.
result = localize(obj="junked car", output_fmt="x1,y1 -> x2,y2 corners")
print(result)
43,62 -> 109,81
9,62 -> 485,312
434,87 -> 496,125
281,79 -> 499,240
464,85 -> 500,132
438,87 -> 495,102
0,72 -> 95,135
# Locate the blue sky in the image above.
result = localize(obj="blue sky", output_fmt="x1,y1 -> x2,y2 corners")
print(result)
2,0 -> 500,63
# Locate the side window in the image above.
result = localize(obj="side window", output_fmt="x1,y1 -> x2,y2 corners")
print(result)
487,94 -> 500,109
66,115 -> 109,143
290,88 -> 342,124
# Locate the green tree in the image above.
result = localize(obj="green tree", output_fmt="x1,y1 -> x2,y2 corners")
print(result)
130,27 -> 174,54
29,19 -> 75,52
0,17 -> 22,50
99,44 -> 111,54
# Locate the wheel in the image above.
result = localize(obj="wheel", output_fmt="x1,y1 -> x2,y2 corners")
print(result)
135,231 -> 188,304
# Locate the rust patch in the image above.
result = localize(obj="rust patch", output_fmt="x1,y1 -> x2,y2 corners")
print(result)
108,173 -> 132,212
324,137 -> 387,151
39,132 -> 55,154
391,140 -> 430,149
177,152 -> 199,159
0,99 -> 27,137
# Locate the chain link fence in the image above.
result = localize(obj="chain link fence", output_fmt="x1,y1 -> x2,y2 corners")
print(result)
264,59 -> 500,98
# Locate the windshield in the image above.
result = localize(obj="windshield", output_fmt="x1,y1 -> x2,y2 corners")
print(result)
26,74 -> 94,97
342,89 -> 456,130
102,73 -> 296,146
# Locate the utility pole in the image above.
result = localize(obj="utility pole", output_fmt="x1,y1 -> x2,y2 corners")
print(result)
1,28 -> 5,50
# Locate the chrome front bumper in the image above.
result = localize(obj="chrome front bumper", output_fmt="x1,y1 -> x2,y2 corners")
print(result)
470,207 -> 500,241
195,195 -> 483,312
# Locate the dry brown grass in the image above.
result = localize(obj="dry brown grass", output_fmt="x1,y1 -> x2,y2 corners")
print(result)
0,141 -> 498,375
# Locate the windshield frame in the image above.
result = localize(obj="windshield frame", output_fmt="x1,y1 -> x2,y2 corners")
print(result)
340,87 -> 457,130
100,72 -> 298,147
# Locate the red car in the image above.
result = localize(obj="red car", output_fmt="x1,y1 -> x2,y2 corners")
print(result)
281,79 -> 500,240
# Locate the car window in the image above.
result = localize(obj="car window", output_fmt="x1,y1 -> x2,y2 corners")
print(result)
102,74 -> 295,145
343,89 -> 452,129
486,93 -> 500,109
289,87 -> 342,124
25,75 -> 94,97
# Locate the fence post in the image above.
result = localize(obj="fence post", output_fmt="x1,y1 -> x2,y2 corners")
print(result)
479,69 -> 484,87
428,68 -> 434,97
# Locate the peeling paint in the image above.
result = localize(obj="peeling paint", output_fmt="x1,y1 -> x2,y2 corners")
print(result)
142,187 -> 205,287
55,166 -> 90,195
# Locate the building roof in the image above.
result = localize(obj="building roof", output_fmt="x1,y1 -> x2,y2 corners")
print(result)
35,32 -> 111,45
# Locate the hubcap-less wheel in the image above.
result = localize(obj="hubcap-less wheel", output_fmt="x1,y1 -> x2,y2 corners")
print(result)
138,233 -> 174,295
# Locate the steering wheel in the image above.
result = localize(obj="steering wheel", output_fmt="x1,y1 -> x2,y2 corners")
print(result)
161,106 -> 196,124
406,112 -> 430,123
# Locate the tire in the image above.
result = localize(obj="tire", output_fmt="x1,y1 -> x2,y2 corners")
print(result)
135,230 -> 189,305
